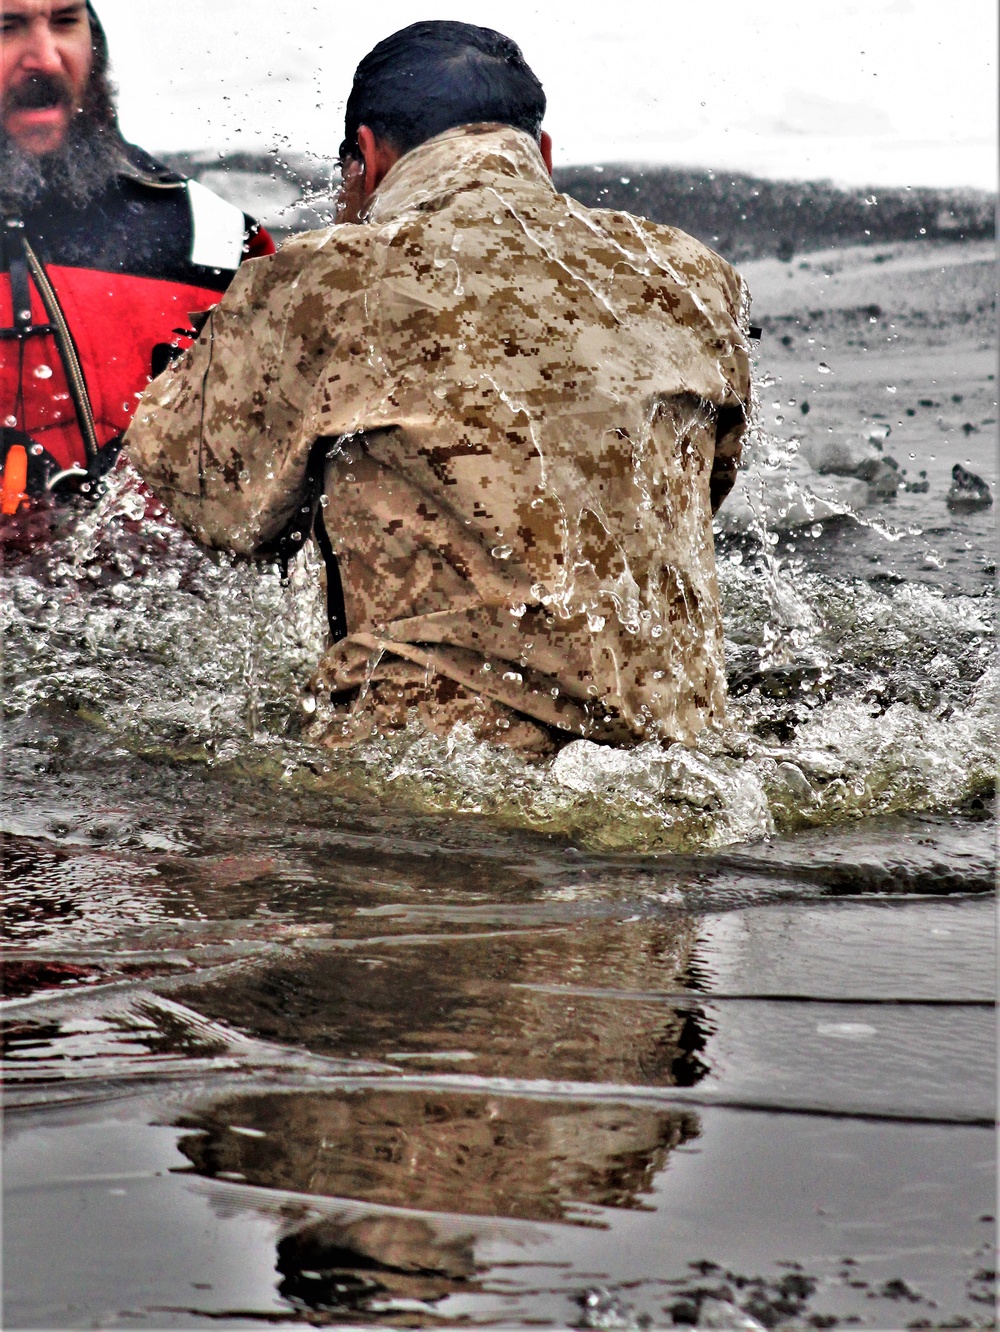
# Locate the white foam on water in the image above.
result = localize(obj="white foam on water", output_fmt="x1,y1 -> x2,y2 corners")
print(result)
2,446 -> 993,853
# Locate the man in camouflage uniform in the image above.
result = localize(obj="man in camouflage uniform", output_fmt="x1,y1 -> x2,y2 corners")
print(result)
126,21 -> 752,755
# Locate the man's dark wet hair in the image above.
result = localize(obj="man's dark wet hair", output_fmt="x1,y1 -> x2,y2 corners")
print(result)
83,1 -> 121,131
341,21 -> 545,163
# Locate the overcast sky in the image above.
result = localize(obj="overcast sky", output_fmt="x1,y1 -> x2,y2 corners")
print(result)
97,0 -> 996,189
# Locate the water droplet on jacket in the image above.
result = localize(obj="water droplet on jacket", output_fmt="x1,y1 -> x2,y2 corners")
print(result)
492,214 -> 503,225
509,602 -> 526,618
587,613 -> 606,632
502,670 -> 523,683
651,625 -> 663,638
4,415 -> 16,428
34,364 -> 53,380
491,544 -> 513,560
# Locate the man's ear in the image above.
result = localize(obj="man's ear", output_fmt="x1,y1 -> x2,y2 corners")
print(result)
540,131 -> 553,176
357,125 -> 400,197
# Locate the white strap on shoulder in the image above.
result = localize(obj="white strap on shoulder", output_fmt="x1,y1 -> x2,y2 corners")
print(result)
187,179 -> 246,271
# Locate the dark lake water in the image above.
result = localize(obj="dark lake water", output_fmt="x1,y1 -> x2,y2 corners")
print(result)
2,240 -> 995,1329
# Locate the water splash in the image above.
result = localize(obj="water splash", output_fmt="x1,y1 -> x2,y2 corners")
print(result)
2,436 -> 993,854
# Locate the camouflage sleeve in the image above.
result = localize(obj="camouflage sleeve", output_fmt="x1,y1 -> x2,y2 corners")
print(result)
629,220 -> 751,514
707,260 -> 752,515
125,228 -> 377,557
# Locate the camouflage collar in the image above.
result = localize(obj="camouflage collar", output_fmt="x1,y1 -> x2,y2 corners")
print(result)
365,123 -> 554,225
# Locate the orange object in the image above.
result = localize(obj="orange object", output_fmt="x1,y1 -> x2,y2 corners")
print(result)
1,444 -> 29,515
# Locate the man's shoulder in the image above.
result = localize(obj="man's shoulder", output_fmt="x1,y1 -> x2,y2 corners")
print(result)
115,142 -> 188,189
274,223 -> 375,270
585,203 -> 741,287
236,224 -> 376,304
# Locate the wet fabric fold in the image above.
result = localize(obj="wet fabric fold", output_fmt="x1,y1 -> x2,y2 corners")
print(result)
126,123 -> 752,748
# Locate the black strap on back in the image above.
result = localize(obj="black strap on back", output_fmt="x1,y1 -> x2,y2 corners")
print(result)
254,434 -> 349,645
313,509 -> 348,644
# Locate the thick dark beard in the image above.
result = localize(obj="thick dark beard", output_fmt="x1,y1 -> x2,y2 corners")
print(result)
0,62 -> 126,215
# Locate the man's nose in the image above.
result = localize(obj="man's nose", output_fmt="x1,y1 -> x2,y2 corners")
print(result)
20,21 -> 65,75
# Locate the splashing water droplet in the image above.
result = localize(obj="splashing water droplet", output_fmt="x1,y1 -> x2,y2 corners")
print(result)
817,362 -> 832,375
587,613 -> 606,632
491,545 -> 513,560
886,385 -> 897,393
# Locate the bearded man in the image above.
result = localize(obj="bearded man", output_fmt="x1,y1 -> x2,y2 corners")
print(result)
126,21 -> 751,755
0,0 -> 274,513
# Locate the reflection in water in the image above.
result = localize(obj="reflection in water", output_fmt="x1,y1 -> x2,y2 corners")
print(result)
169,917 -> 714,1089
278,1213 -> 481,1318
177,1089 -> 699,1318
177,1090 -> 698,1223
158,912 -> 710,1319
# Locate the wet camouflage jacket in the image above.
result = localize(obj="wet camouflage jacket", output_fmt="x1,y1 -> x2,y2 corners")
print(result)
126,124 -> 752,752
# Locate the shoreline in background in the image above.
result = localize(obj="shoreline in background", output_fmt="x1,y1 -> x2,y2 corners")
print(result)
162,148 -> 996,260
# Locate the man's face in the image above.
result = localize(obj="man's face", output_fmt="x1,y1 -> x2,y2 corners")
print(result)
336,154 -> 366,225
1,0 -> 92,155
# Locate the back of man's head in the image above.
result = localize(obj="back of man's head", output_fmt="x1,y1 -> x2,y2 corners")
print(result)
342,21 -> 545,163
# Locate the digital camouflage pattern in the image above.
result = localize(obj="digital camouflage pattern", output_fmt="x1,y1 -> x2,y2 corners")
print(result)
125,124 -> 752,754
